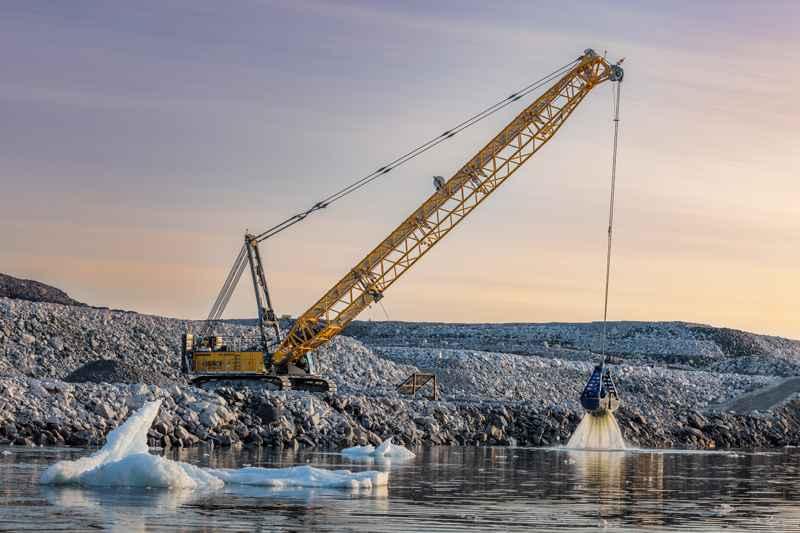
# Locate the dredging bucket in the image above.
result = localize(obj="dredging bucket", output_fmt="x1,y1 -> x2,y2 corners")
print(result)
580,363 -> 621,415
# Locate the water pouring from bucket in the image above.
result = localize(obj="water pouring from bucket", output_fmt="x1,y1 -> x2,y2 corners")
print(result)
567,360 -> 625,449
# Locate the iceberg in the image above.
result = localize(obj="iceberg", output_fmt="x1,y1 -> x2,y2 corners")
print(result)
40,400 -> 387,490
341,437 -> 416,460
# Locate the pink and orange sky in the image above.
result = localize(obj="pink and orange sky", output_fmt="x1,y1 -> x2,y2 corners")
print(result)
2,1 -> 798,338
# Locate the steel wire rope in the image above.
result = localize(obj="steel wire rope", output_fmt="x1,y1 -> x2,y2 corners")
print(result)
252,58 -> 581,243
205,57 -> 582,328
213,252 -> 248,319
600,80 -> 623,364
202,245 -> 248,332
206,246 -> 244,319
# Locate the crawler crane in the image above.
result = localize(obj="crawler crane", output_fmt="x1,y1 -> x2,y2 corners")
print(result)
181,48 -> 624,412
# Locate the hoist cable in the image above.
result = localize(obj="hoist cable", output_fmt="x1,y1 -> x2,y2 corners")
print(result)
600,80 -> 623,365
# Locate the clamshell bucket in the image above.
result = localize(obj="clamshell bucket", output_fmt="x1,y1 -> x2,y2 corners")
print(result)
580,363 -> 620,415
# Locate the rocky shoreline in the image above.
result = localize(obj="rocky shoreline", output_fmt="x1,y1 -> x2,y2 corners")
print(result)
2,376 -> 800,452
2,295 -> 800,451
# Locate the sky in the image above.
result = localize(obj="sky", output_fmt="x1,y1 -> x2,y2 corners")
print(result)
1,1 -> 798,338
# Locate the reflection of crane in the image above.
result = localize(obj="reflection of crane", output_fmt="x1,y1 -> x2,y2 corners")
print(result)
181,48 -> 625,393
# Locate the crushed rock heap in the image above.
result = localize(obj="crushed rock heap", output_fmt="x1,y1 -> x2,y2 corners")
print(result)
2,290 -> 800,451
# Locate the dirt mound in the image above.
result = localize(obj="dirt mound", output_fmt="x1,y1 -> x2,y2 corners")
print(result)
65,359 -> 172,386
0,273 -> 84,306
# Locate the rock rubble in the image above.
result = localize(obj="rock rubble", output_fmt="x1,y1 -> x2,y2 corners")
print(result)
2,374 -> 800,451
346,320 -> 800,374
2,296 -> 800,450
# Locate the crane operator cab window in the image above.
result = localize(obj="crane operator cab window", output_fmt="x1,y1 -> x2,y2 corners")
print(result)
298,354 -> 318,376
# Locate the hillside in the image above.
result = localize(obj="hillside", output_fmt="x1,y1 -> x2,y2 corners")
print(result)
344,320 -> 800,375
0,273 -> 84,307
1,277 -> 799,451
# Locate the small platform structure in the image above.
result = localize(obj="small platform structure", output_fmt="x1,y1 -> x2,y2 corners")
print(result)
397,372 -> 439,400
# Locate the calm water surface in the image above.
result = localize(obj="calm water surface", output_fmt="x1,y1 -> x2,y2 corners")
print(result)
0,444 -> 798,532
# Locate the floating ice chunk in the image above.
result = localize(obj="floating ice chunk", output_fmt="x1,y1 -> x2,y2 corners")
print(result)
40,400 -> 387,491
40,400 -> 166,486
342,437 -> 416,460
40,399 -> 219,489
78,453 -> 223,489
1,450 -> 11,456
211,464 -> 387,489
341,445 -> 373,457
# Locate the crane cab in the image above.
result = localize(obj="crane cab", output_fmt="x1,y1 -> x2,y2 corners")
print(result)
182,333 -> 266,375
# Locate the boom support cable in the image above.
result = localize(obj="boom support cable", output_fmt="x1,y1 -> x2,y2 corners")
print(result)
252,58 -> 581,243
202,244 -> 248,333
203,57 -> 583,328
600,80 -> 623,364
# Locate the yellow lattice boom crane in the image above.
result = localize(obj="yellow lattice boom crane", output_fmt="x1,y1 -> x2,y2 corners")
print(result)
182,48 -> 624,393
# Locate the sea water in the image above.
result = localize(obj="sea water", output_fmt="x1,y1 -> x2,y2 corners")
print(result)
3,440 -> 800,530
566,412 -> 626,449
342,437 -> 417,461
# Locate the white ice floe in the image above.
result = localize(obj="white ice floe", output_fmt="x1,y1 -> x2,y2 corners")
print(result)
40,401 -> 387,490
341,437 -> 416,460
212,465 -> 385,489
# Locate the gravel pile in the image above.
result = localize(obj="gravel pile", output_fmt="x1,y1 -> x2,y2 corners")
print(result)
0,296 -> 418,393
2,293 -> 800,451
346,320 -> 800,364
0,297 -> 257,380
315,336 -> 419,394
374,347 -> 775,418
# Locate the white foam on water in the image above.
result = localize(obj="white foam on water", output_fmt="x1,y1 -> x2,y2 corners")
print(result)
40,400 -> 387,490
341,437 -> 416,460
566,412 -> 626,450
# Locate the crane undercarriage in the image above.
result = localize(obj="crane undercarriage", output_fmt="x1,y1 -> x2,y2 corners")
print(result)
182,330 -> 338,393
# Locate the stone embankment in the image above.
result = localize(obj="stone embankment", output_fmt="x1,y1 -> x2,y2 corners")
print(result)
2,293 -> 800,450
2,375 -> 800,451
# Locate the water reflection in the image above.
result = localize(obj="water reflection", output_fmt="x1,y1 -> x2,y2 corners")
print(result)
2,445 -> 800,531
43,485 -> 199,533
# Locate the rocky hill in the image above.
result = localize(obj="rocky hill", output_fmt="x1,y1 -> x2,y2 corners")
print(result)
0,296 -> 413,394
0,273 -> 84,307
